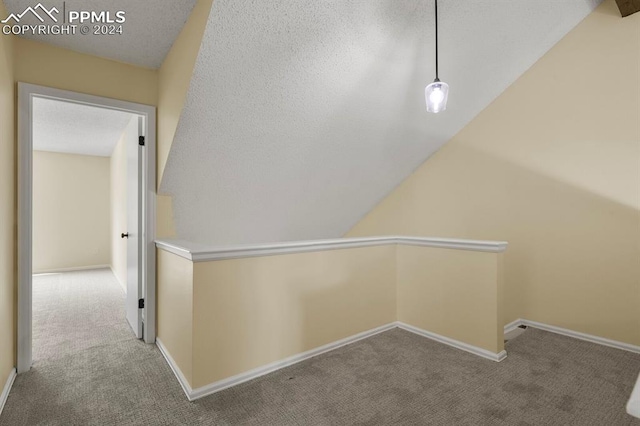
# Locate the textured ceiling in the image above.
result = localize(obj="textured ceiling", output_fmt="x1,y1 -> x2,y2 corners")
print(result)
3,0 -> 196,68
33,97 -> 135,157
161,0 -> 602,245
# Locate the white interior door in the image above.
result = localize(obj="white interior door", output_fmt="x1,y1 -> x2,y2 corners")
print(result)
125,116 -> 143,338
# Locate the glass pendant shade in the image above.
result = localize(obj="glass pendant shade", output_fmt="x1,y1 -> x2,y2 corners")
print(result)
425,79 -> 449,113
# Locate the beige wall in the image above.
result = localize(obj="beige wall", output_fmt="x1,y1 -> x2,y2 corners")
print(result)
15,34 -> 158,269
397,246 -> 504,354
156,0 -> 213,239
2,3 -> 209,378
158,245 -> 399,389
13,31 -> 198,240
192,245 -> 396,388
154,5 -> 216,382
12,39 -> 159,270
157,243 -> 503,390
348,0 -> 640,345
157,0 -> 213,185
110,122 -> 131,290
14,38 -> 157,106
0,0 -> 15,392
157,249 -> 194,385
12,4 -> 216,232
32,151 -> 110,273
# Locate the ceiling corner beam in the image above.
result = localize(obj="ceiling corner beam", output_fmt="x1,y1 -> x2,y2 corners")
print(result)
615,0 -> 640,17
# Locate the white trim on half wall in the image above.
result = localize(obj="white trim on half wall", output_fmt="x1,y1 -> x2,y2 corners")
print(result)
155,235 -> 508,263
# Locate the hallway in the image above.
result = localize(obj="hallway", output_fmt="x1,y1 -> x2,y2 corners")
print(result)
1,269 -> 190,424
1,268 -> 639,425
31,270 -> 132,363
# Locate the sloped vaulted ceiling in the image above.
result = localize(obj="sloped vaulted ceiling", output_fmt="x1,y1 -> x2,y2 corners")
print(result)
161,0 -> 602,245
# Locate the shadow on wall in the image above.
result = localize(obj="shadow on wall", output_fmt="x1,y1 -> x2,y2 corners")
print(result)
299,259 -> 366,354
350,142 -> 639,345
223,250 -> 395,372
188,247 -> 396,389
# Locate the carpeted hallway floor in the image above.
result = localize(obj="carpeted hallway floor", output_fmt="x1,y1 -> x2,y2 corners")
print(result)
2,269 -> 640,425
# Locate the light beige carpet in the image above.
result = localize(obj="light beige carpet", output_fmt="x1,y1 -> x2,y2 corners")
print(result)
2,269 -> 639,425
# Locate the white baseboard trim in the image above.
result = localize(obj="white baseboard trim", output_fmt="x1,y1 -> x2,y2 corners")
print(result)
33,264 -> 111,275
504,318 -> 640,354
397,322 -> 507,362
159,323 -> 398,401
109,266 -> 127,294
156,339 -> 193,400
504,319 -> 524,334
189,322 -> 398,400
0,368 -> 16,417
159,321 -> 511,402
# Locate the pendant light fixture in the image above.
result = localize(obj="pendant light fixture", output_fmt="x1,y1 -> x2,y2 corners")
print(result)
425,0 -> 449,113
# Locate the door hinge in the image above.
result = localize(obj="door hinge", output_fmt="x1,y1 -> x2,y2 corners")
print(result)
139,136 -> 145,146
138,298 -> 145,309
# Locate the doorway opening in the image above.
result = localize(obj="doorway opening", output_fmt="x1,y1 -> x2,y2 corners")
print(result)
17,83 -> 157,374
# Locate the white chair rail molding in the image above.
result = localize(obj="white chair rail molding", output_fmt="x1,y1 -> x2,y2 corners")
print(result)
155,235 -> 508,401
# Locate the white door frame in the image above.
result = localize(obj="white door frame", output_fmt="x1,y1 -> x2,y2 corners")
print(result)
17,82 -> 157,373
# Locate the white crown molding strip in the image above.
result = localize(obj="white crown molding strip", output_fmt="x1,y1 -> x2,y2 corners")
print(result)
0,368 -> 16,417
32,265 -> 111,275
503,319 -> 640,354
397,322 -> 507,362
155,236 -> 508,262
156,339 -> 194,401
627,373 -> 640,419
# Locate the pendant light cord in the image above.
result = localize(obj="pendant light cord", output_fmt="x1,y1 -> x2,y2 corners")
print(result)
434,0 -> 439,81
